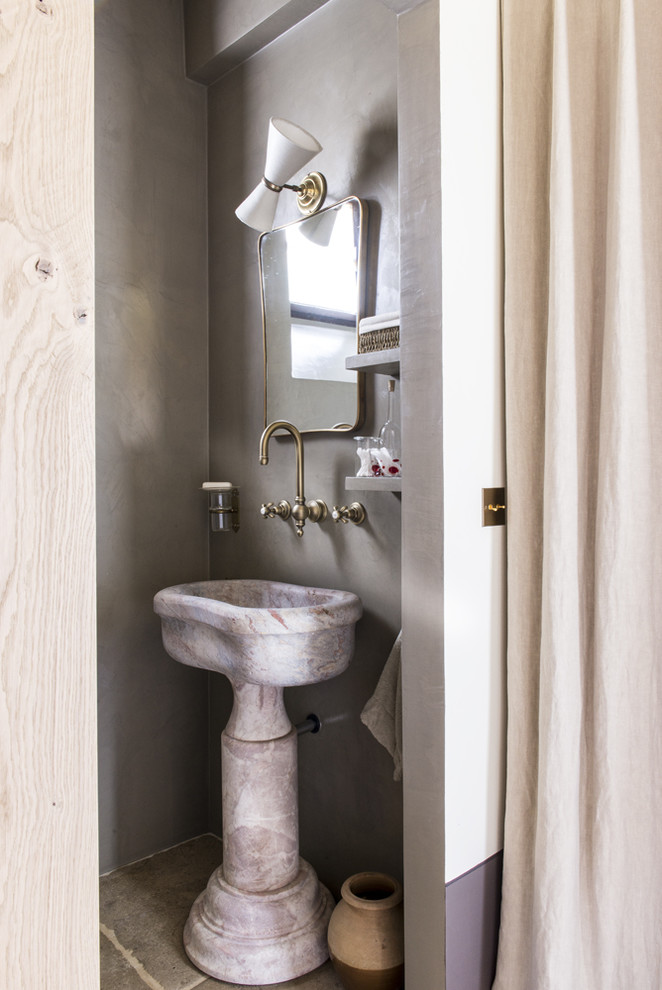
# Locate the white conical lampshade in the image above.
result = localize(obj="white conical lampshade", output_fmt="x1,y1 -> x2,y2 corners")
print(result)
235,117 -> 322,231
235,182 -> 280,231
264,117 -> 322,185
299,204 -> 337,246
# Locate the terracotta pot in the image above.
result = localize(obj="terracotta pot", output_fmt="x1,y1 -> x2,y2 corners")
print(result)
327,872 -> 404,990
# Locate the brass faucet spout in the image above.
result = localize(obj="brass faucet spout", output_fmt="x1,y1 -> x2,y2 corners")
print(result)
259,420 -> 305,503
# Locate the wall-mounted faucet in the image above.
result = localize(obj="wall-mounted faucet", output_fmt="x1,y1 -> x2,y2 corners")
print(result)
259,420 -> 327,537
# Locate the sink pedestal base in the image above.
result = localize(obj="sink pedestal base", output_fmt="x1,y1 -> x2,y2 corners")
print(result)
184,858 -> 334,985
183,683 -> 334,985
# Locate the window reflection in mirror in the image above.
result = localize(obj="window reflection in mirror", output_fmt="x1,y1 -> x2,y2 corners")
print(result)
259,197 -> 367,433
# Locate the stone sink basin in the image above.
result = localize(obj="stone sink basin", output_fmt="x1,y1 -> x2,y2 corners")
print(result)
153,578 -> 363,687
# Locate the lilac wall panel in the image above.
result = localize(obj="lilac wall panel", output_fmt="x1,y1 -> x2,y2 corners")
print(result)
446,852 -> 503,990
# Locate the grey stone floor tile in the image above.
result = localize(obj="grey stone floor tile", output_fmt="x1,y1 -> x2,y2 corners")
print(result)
100,834 -> 222,990
100,927 -> 158,989
196,960 -> 344,989
100,836 -> 344,990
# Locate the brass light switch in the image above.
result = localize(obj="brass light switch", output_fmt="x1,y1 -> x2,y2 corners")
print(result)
482,488 -> 506,527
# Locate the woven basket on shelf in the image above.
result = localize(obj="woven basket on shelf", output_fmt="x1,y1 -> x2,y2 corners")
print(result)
358,324 -> 400,354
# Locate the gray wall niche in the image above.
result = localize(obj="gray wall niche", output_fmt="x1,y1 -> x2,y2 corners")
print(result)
206,0 -> 403,895
95,0 -> 209,873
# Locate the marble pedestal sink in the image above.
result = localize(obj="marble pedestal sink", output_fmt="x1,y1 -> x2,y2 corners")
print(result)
153,579 -> 362,986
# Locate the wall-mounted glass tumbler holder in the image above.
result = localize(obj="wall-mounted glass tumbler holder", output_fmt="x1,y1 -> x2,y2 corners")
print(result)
202,482 -> 240,533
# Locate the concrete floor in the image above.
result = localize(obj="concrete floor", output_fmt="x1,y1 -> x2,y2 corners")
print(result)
99,835 -> 344,990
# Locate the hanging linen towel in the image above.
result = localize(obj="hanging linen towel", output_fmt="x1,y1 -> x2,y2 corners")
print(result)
360,631 -> 402,781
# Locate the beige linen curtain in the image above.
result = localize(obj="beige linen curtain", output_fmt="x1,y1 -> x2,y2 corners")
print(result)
494,1 -> 662,987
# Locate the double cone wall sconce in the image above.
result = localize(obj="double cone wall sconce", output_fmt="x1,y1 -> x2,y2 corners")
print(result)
235,117 -> 327,231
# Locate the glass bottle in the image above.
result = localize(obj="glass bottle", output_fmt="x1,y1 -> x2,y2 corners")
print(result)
378,379 -> 401,477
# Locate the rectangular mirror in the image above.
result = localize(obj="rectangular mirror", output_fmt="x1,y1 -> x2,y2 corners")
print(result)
258,196 -> 367,433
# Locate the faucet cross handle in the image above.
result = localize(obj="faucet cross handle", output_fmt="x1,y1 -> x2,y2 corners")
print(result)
261,500 -> 292,520
332,503 -> 366,526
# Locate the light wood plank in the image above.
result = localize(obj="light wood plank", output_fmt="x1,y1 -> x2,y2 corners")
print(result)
0,2 -> 98,987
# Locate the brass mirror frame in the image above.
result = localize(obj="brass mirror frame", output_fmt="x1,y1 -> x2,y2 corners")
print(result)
258,196 -> 367,434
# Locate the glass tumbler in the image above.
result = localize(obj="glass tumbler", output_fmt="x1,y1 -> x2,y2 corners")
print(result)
355,437 -> 383,477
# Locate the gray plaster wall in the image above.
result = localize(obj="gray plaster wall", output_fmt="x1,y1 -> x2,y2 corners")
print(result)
398,2 -> 446,981
184,0 -> 333,82
206,0 -> 403,896
95,0 -> 210,873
